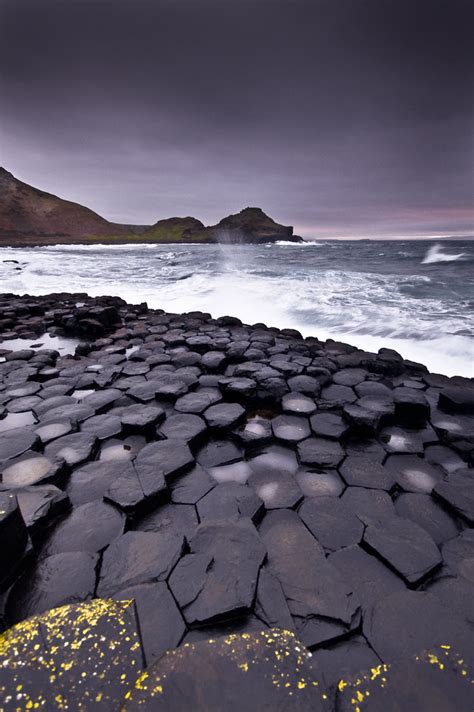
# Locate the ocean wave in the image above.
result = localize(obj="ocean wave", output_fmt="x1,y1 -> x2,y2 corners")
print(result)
421,243 -> 466,264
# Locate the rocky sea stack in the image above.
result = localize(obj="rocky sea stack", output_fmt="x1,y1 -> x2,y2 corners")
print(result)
0,292 -> 473,709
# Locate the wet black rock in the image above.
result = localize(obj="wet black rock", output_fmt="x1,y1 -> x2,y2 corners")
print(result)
135,502 -> 198,540
339,456 -> 395,491
157,413 -> 207,445
299,497 -> 364,552
0,484 -> 68,535
394,492 -> 459,545
439,386 -> 474,414
0,492 -> 29,582
434,470 -> 474,523
81,413 -> 123,440
363,516 -> 442,584
44,431 -> 98,467
0,428 -> 39,463
169,519 -> 265,625
112,582 -> 186,666
310,412 -> 347,440
197,439 -> 243,468
6,551 -> 98,623
134,438 -> 194,482
197,482 -> 264,522
297,437 -> 345,468
271,414 -> 311,443
97,531 -> 185,597
203,402 -> 245,430
170,464 -> 215,504
40,500 -> 125,555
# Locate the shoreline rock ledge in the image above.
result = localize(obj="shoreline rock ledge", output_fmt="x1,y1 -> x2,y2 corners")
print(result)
0,292 -> 473,710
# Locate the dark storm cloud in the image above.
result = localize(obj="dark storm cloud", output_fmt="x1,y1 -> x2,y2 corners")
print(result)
0,0 -> 472,236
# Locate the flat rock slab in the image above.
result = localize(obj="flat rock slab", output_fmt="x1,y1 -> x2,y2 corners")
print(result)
169,519 -> 266,625
248,468 -> 302,509
340,487 -> 396,522
310,412 -> 347,440
363,516 -> 442,584
134,439 -> 194,482
434,471 -> 474,523
0,427 -> 39,463
135,502 -> 198,541
113,582 -> 186,667
203,402 -> 245,429
157,413 -> 207,444
384,454 -> 444,493
97,531 -> 185,597
170,464 -> 215,504
1,453 -> 64,487
40,500 -> 125,556
282,392 -> 317,415
310,634 -> 381,689
0,599 -> 143,711
65,460 -> 137,505
6,551 -> 98,624
81,413 -> 123,439
124,629 -> 327,711
295,469 -> 345,497
297,437 -> 345,468
271,415 -> 311,443
259,510 -> 359,647
120,404 -> 165,429
439,386 -> 474,414
0,484 -> 68,534
363,589 -> 473,665
197,439 -> 243,468
197,482 -> 264,523
394,492 -> 459,545
298,497 -> 364,552
339,456 -> 395,491
45,431 -> 98,467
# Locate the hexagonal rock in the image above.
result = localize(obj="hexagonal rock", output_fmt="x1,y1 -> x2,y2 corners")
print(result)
440,530 -> 474,581
394,493 -> 459,545
425,445 -> 465,474
379,426 -> 424,454
203,402 -> 245,430
311,634 -> 381,689
363,589 -> 472,664
295,469 -> 345,498
384,454 -> 444,494
175,389 -> 221,414
259,509 -> 359,647
310,412 -> 347,440
425,576 -> 474,625
299,497 -> 364,552
434,471 -> 474,523
0,492 -> 29,582
65,460 -> 137,506
197,482 -> 264,523
271,415 -> 311,444
439,386 -> 474,414
220,377 -> 257,400
135,503 -> 198,541
343,397 -> 394,435
112,582 -> 186,666
39,403 -> 95,425
40,501 -> 126,556
81,413 -> 123,440
234,415 -> 273,447
81,388 -> 122,412
339,456 -> 395,491
123,630 -> 326,712
197,439 -> 243,468
1,454 -> 64,487
134,439 -> 194,483
328,544 -> 405,620
168,519 -> 266,626
297,437 -> 345,468
248,469 -> 302,509
393,387 -> 430,421
34,421 -> 73,444
6,551 -> 98,624
332,368 -> 367,387
97,531 -> 185,597
363,516 -> 442,584
287,375 -> 321,397
320,384 -> 357,407
0,484 -> 68,535
120,404 -> 165,430
281,392 -> 317,415
157,413 -> 207,445
170,464 -> 215,504
0,427 -> 39,464
45,431 -> 98,467
340,487 -> 396,523
201,351 -> 227,372
254,568 -> 294,631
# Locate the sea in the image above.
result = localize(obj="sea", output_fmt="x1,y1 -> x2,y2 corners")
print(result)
0,240 -> 473,378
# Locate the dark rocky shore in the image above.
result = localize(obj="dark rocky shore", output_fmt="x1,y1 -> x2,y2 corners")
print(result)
0,292 -> 473,709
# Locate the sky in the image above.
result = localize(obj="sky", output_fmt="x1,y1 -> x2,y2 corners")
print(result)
0,0 -> 473,238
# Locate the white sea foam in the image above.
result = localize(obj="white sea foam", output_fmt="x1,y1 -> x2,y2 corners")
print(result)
1,242 -> 472,377
422,243 -> 466,264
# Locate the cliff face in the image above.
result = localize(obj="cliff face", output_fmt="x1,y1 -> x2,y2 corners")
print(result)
0,168 -> 128,241
0,169 -> 304,245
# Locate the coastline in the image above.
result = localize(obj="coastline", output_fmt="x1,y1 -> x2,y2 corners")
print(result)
0,292 -> 473,707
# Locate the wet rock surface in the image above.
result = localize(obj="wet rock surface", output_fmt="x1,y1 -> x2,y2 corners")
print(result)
0,292 -> 473,703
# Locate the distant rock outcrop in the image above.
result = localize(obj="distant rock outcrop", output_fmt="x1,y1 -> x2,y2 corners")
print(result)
0,168 -> 131,243
0,168 -> 304,245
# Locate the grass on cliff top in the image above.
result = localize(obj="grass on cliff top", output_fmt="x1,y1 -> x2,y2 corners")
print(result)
84,226 -> 209,244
